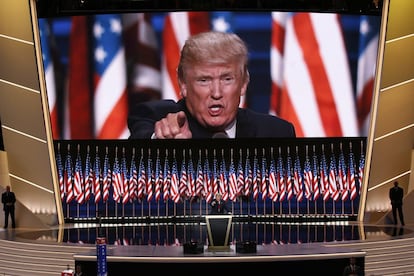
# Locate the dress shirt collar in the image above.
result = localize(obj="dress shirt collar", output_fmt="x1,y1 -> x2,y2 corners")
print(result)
224,119 -> 236,138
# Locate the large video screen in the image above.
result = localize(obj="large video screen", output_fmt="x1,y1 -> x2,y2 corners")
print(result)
38,8 -> 381,140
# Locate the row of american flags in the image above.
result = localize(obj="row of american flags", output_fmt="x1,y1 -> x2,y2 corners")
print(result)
39,11 -> 381,140
56,141 -> 365,216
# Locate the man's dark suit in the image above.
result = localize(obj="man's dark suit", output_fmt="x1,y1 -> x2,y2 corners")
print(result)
128,99 -> 296,139
389,183 -> 404,225
2,189 -> 16,228
209,198 -> 231,214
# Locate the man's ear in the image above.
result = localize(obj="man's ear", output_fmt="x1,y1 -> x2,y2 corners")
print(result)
240,81 -> 248,97
178,80 -> 187,98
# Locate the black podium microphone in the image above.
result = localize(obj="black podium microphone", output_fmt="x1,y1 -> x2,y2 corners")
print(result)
212,132 -> 229,139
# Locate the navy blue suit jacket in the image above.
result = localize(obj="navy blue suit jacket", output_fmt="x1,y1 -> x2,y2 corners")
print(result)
128,99 -> 296,139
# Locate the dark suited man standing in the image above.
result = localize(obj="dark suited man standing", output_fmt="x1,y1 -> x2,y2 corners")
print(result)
2,185 -> 16,228
389,181 -> 404,226
209,193 -> 231,214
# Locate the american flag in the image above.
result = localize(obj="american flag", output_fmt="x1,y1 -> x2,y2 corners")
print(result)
92,15 -> 129,139
211,11 -> 234,33
219,155 -> 228,201
121,150 -> 130,204
128,151 -> 138,202
102,149 -> 111,202
83,148 -> 93,202
293,153 -> 303,202
320,151 -> 330,201
311,151 -> 320,201
236,156 -> 244,198
338,150 -> 349,201
56,145 -> 65,201
195,156 -> 205,198
64,149 -> 74,203
358,153 -> 365,195
179,157 -> 189,199
146,154 -> 154,201
187,155 -> 196,198
93,148 -> 102,204
285,153 -> 294,201
271,12 -> 359,137
204,154 -> 213,203
268,157 -> 278,202
212,153 -> 219,197
261,154 -> 268,201
62,13 -> 160,140
154,154 -> 163,202
74,150 -> 84,204
303,155 -> 313,200
328,153 -> 340,201
228,158 -> 238,202
122,13 -> 162,103
348,151 -> 357,200
65,16 -> 93,139
170,155 -> 180,203
357,15 -> 381,135
252,155 -> 260,201
277,153 -> 286,202
163,156 -> 171,202
112,153 -> 122,203
244,153 -> 252,197
137,155 -> 146,201
39,19 -> 59,138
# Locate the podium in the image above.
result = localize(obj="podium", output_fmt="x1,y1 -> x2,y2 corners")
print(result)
205,215 -> 232,251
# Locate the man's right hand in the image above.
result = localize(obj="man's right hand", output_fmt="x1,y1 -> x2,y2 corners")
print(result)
154,111 -> 193,139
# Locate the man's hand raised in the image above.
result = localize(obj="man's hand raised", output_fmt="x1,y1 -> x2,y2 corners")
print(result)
154,111 -> 192,139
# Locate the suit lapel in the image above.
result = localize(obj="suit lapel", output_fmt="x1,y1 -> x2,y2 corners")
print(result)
236,109 -> 256,137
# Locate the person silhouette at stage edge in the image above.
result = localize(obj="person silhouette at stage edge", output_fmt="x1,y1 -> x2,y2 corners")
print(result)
2,185 -> 16,229
389,181 -> 405,226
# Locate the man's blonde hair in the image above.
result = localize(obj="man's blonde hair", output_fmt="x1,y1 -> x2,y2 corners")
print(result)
177,31 -> 250,84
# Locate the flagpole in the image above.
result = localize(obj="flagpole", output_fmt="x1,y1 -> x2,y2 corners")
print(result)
148,201 -> 151,219
157,223 -> 160,245
279,223 -> 283,244
140,199 -> 143,218
288,224 -> 291,244
323,199 -> 326,216
351,199 -> 354,215
279,201 -> 282,216
296,199 -> 299,215
105,201 -> 108,218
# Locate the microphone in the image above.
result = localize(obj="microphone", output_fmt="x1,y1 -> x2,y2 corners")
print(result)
212,132 -> 229,139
